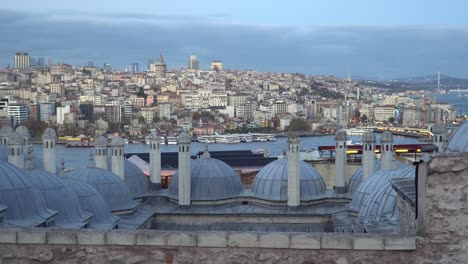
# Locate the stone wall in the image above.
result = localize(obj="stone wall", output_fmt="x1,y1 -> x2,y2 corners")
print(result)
397,194 -> 417,235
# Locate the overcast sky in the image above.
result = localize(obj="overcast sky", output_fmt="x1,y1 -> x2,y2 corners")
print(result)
1,0 -> 467,79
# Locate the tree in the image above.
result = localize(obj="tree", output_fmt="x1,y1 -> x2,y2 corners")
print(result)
299,87 -> 309,96
289,119 -> 311,132
360,114 -> 368,123
388,116 -> 396,124
107,122 -> 120,134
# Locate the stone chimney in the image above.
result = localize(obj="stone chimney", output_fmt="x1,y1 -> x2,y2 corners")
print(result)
380,131 -> 394,170
149,131 -> 161,186
287,132 -> 301,206
432,122 -> 446,153
362,131 -> 376,180
110,135 -> 125,179
8,131 -> 25,168
335,130 -> 348,194
42,127 -> 57,174
178,132 -> 191,206
94,136 -> 108,169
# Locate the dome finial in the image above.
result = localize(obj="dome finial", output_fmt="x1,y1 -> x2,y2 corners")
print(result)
202,144 -> 211,158
287,132 -> 299,144
59,159 -> 66,177
88,151 -> 96,168
25,145 -> 34,170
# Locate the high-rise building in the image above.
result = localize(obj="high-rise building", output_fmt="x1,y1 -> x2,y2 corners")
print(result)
8,105 -> 28,125
39,102 -> 56,122
128,63 -> 139,73
147,58 -> 154,70
187,55 -> 200,70
14,52 -> 30,69
210,60 -> 223,72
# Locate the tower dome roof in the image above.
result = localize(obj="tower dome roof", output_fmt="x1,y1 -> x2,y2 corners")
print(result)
110,136 -> 125,147
95,136 -> 108,147
446,121 -> 468,152
15,125 -> 29,139
8,131 -> 24,145
42,127 -> 57,140
335,130 -> 348,141
252,159 -> 326,201
349,166 -> 414,212
0,161 -> 57,227
69,161 -> 139,212
61,177 -> 120,229
380,131 -> 393,143
0,126 -> 13,137
348,159 -> 406,195
27,169 -> 92,228
178,132 -> 191,144
432,122 -> 446,135
168,157 -> 243,200
362,131 -> 376,143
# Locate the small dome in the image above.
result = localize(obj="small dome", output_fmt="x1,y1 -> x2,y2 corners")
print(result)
380,131 -> 393,143
335,130 -> 348,141
349,166 -> 414,211
148,131 -> 160,141
61,177 -> 120,229
178,132 -> 191,144
69,166 -> 139,212
110,136 -> 125,147
0,161 -> 57,227
287,132 -> 300,144
432,122 -> 446,135
95,136 -> 108,147
252,159 -> 326,201
7,131 -> 24,145
124,160 -> 150,198
0,126 -> 13,137
15,125 -> 29,139
446,121 -> 468,152
357,167 -> 415,226
168,157 -> 243,200
42,127 -> 57,140
362,131 -> 376,143
27,169 -> 92,228
348,159 -> 406,194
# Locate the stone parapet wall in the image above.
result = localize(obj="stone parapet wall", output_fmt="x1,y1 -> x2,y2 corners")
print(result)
397,194 -> 417,235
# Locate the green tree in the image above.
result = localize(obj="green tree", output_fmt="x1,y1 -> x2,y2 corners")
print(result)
360,114 -> 368,123
107,122 -> 121,134
289,119 -> 311,132
388,116 -> 396,124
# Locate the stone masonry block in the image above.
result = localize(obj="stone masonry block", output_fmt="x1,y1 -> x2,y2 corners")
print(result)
136,231 -> 167,246
258,233 -> 289,249
17,230 -> 46,244
0,229 -> 17,244
228,232 -> 258,248
290,233 -> 321,249
77,231 -> 105,245
384,236 -> 416,250
167,232 -> 197,247
197,232 -> 227,247
106,230 -> 136,245
353,236 -> 384,250
321,235 -> 353,249
47,230 -> 77,245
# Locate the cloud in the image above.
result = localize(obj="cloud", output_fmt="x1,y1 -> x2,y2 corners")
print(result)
0,9 -> 467,78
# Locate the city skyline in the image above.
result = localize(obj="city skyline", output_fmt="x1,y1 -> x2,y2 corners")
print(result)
1,1 -> 468,78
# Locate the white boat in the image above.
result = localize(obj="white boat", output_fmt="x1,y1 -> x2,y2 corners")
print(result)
124,138 -> 129,144
239,134 -> 253,142
344,128 -> 368,136
197,135 -> 216,144
300,149 -> 323,161
251,133 -> 276,142
166,136 -> 178,145
215,135 -> 241,144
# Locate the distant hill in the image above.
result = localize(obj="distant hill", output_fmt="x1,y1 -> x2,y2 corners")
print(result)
358,74 -> 468,91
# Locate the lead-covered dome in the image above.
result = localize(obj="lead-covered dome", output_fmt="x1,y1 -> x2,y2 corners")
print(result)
106,157 -> 151,198
110,136 -> 125,147
349,166 -> 414,212
95,136 -> 108,147
0,161 -> 57,227
69,156 -> 139,212
42,127 -> 57,140
0,126 -> 13,144
168,156 -> 243,200
252,159 -> 326,201
62,177 -> 120,229
27,168 -> 92,228
445,121 -> 468,152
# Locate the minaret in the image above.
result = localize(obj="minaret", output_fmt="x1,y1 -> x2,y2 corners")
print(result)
94,136 -> 108,169
178,132 -> 191,206
110,135 -> 125,179
149,131 -> 161,186
287,133 -> 301,206
42,127 -> 57,174
432,122 -> 446,153
362,131 -> 376,179
0,126 -> 13,145
8,131 -> 25,168
334,130 -> 348,194
380,131 -> 394,170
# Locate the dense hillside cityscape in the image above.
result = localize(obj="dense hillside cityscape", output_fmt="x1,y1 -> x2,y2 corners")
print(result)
0,52 -> 464,140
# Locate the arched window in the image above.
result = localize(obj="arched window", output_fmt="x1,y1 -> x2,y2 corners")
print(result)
17,148 -> 20,155
51,142 -> 54,148
119,149 -> 122,156
45,141 -> 49,148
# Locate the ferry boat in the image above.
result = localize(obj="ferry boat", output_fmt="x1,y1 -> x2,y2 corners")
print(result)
197,135 -> 216,144
344,128 -> 368,136
215,134 -> 241,144
166,136 -> 178,145
239,134 -> 253,142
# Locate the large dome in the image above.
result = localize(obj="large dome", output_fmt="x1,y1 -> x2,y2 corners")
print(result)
357,167 -> 416,227
0,161 -> 57,227
446,121 -> 468,152
349,166 -> 414,212
27,169 -> 92,228
61,177 -> 120,229
348,160 -> 406,195
69,162 -> 139,212
168,157 -> 243,201
252,159 -> 326,201
106,158 -> 151,198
